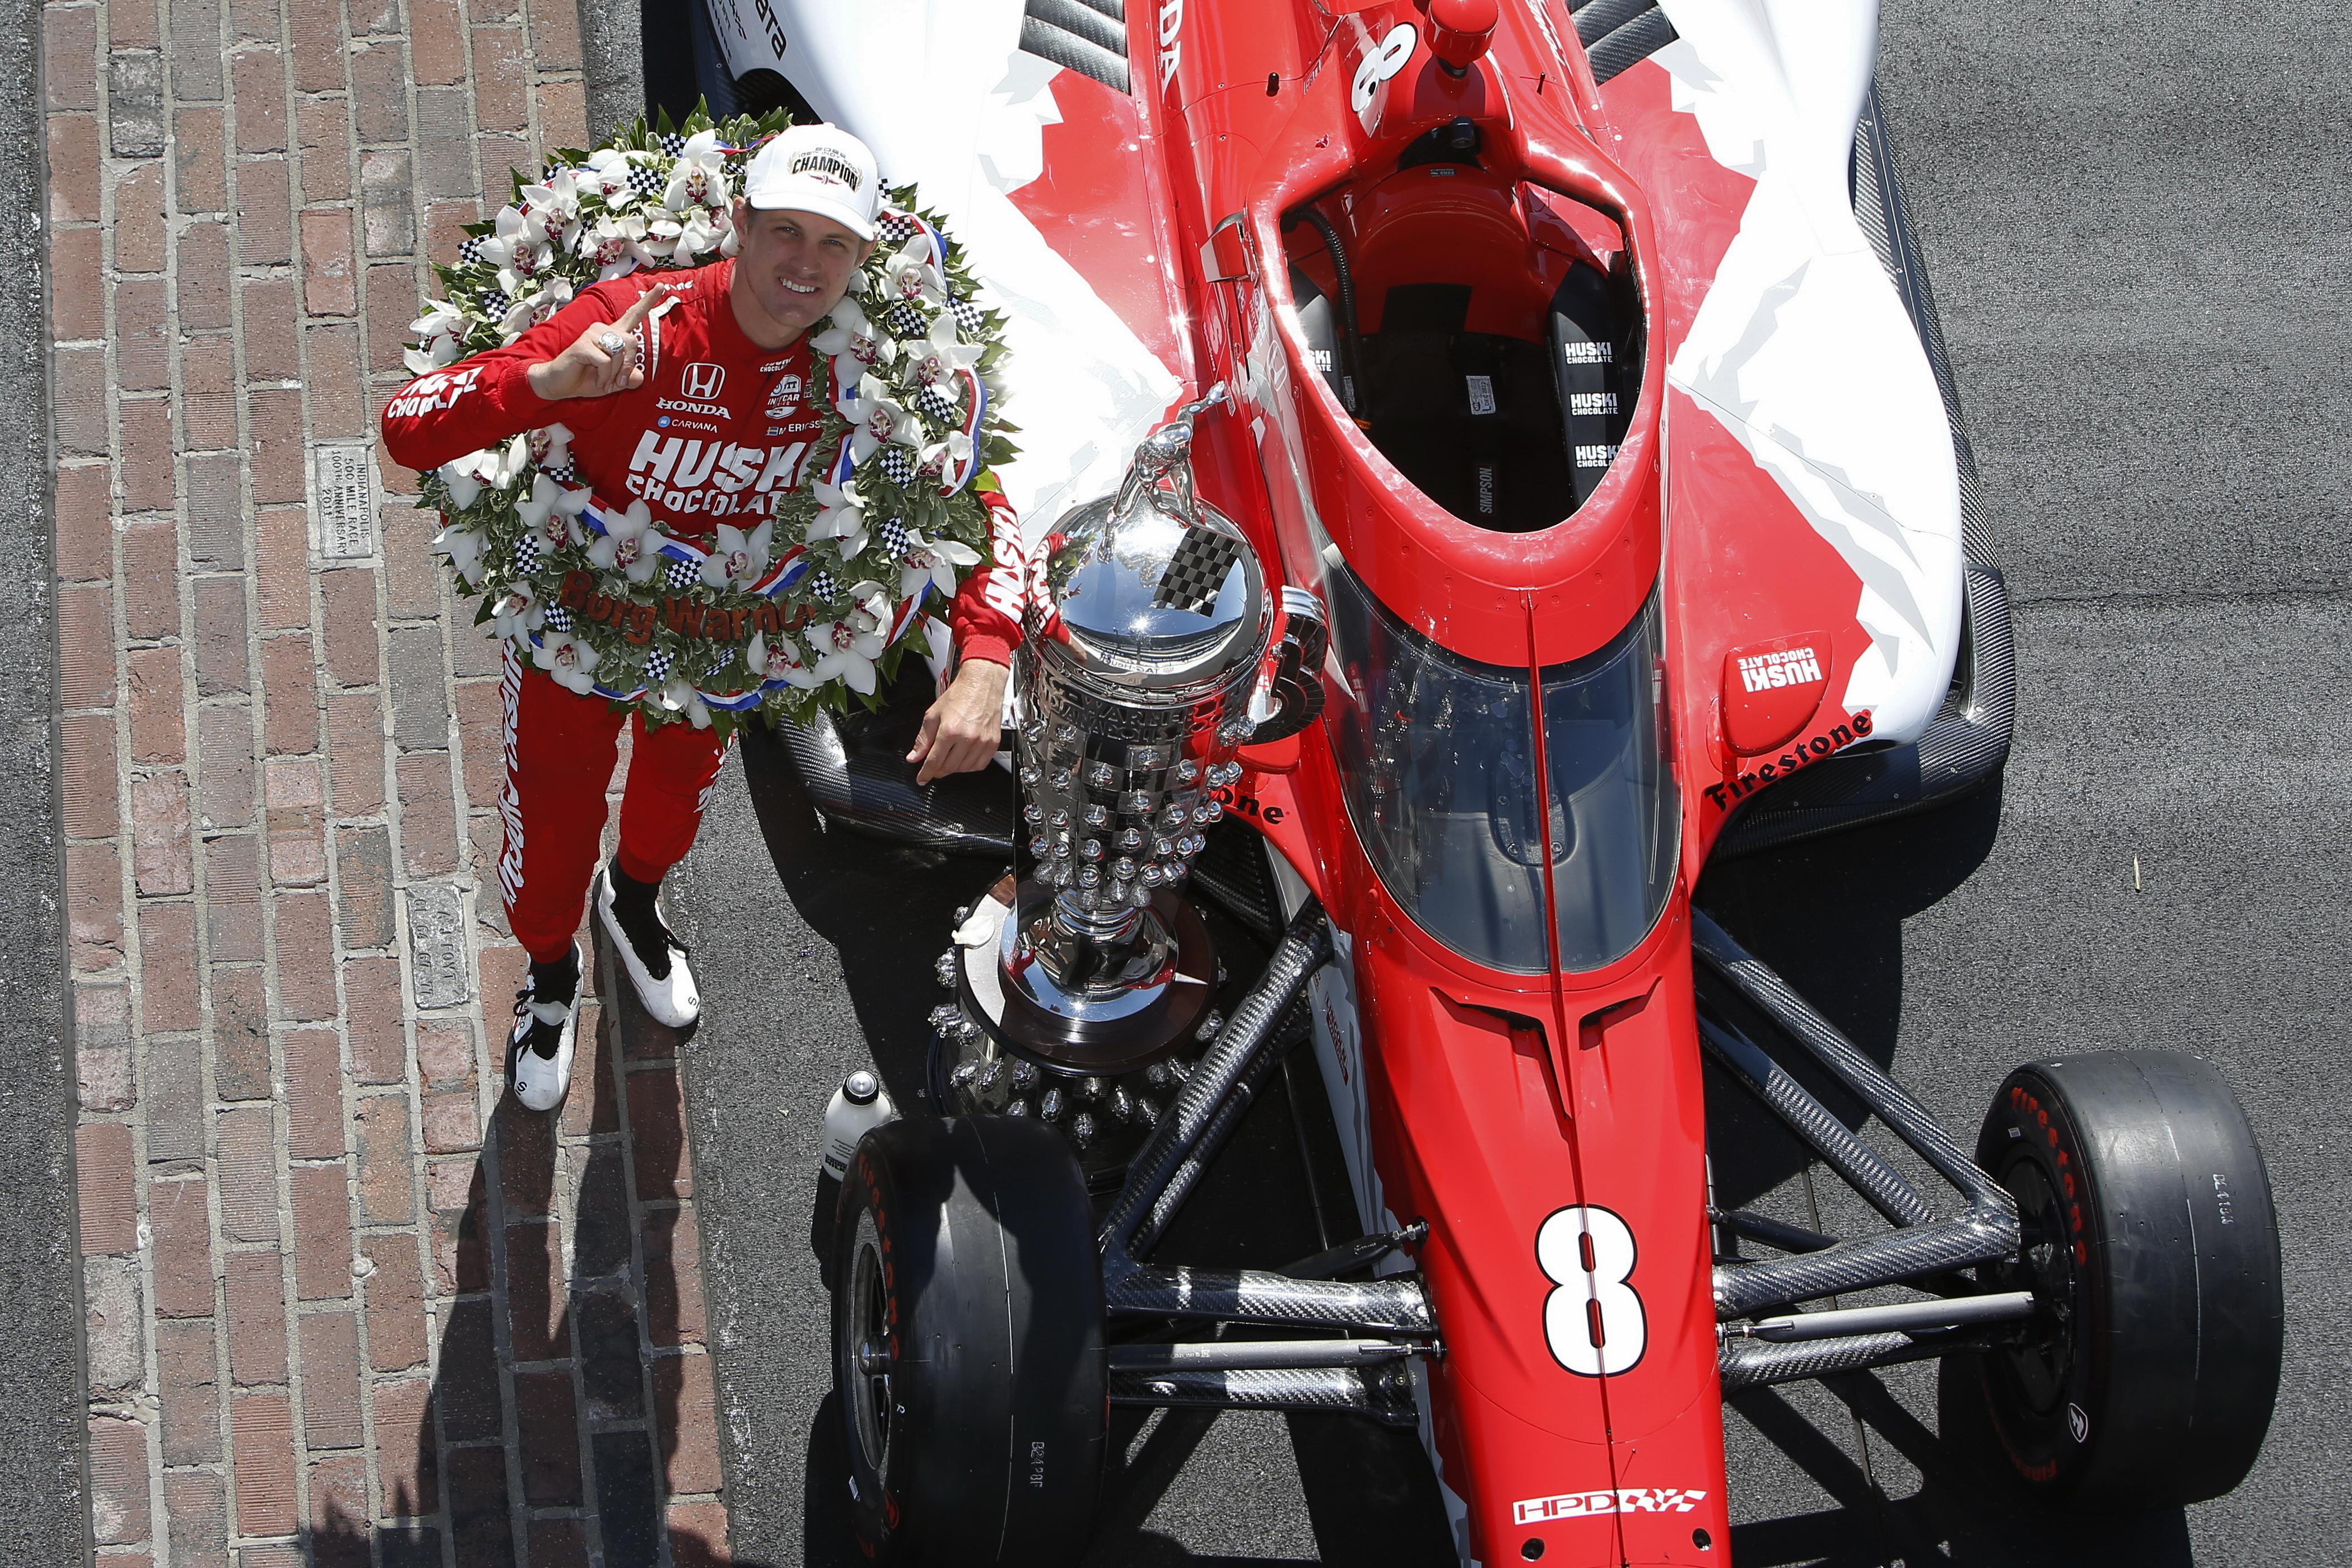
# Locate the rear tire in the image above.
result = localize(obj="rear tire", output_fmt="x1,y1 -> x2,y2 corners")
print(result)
831,1115 -> 1106,1564
1969,1050 -> 2281,1508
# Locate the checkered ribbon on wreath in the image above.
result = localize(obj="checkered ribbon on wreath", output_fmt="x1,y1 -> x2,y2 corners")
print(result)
510,533 -> 544,573
658,132 -> 687,157
478,289 -> 511,320
914,385 -> 957,422
875,212 -> 919,244
875,517 -> 909,561
1151,525 -> 1244,614
877,447 -> 916,486
950,298 -> 986,336
627,160 -> 667,199
458,236 -> 485,265
644,648 -> 674,682
882,301 -> 927,337
663,559 -> 700,590
807,569 -> 839,601
543,605 -> 573,632
541,456 -> 578,484
704,652 -> 735,678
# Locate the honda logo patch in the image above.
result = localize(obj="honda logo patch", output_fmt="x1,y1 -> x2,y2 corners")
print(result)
680,361 -> 726,400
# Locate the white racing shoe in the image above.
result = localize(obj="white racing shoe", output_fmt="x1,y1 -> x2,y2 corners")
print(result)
595,867 -> 700,1029
506,942 -> 584,1112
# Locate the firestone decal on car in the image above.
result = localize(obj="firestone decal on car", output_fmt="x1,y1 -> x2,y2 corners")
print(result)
1512,1487 -> 1710,1525
1705,709 -> 1875,810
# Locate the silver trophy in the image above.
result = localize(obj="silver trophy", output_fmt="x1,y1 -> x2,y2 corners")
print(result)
947,388 -> 1273,1102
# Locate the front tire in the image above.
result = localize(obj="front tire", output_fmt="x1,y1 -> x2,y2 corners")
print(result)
832,1115 -> 1106,1564
1968,1050 -> 2282,1508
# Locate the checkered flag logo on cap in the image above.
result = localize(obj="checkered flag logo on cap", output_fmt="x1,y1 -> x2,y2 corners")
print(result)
1152,525 -> 1244,614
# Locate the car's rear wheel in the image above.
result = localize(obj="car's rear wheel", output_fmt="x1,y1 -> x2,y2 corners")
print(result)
1965,1049 -> 2281,1508
831,1114 -> 1106,1564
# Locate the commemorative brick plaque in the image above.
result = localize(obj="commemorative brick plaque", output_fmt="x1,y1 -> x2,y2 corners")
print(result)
309,440 -> 381,559
404,881 -> 471,1010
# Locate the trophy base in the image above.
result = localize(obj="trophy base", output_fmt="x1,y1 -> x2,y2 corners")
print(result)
955,880 -> 1217,1075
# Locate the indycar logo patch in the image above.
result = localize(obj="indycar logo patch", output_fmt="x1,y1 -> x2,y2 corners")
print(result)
1513,1487 -> 1708,1525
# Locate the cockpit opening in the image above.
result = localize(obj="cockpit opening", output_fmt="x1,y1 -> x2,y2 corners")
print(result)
1284,146 -> 1643,534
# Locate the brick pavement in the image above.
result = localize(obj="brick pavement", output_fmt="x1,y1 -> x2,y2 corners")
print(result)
49,0 -> 733,1560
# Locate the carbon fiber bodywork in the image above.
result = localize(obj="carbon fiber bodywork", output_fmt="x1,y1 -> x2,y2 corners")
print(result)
1109,1364 -> 1421,1426
1693,910 -> 2019,1320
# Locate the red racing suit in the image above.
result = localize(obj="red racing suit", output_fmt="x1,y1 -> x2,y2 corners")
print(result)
380,259 -> 1026,959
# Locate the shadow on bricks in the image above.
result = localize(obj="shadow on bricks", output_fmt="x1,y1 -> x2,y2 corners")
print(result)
296,920 -> 761,1567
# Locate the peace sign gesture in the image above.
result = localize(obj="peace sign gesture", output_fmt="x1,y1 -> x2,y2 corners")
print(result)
525,284 -> 670,402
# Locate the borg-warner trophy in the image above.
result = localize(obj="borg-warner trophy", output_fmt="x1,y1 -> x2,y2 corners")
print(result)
930,390 -> 1300,1175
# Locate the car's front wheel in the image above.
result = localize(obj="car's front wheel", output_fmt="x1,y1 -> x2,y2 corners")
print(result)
1963,1049 -> 2281,1508
831,1114 -> 1107,1564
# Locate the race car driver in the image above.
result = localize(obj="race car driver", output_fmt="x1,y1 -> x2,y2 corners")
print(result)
381,124 -> 1023,1111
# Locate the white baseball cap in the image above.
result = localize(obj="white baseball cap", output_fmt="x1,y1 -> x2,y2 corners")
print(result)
741,124 -> 881,241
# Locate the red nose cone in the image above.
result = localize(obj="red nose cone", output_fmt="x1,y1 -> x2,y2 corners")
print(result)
1427,0 -> 1498,72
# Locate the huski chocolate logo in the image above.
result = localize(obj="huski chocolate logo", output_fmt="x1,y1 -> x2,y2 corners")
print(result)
1736,645 -> 1823,692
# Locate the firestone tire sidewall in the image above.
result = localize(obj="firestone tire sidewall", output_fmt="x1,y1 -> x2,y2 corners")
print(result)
1974,1051 -> 2283,1510
829,1115 -> 1107,1566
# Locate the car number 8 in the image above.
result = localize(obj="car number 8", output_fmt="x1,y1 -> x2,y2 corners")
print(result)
1350,24 -> 1418,114
1536,1205 -> 1646,1376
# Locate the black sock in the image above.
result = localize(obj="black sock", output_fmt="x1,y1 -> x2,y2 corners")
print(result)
608,865 -> 672,979
529,948 -> 580,1008
611,864 -> 661,922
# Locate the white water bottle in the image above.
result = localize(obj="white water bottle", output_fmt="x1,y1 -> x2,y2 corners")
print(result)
821,1069 -> 897,1180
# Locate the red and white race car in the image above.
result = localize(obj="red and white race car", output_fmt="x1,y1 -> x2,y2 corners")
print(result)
699,2 -> 2285,1563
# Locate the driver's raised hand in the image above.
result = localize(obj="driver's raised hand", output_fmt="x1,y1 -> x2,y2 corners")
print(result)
525,284 -> 669,402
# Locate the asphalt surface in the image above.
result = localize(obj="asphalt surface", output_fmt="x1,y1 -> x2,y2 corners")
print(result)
669,3 -> 2352,1564
5,0 -> 92,1555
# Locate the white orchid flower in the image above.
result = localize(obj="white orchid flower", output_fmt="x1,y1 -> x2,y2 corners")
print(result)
437,464 -> 482,512
515,473 -> 591,550
583,148 -> 632,200
806,613 -> 886,697
919,430 -> 975,485
882,238 -> 946,307
533,631 -> 601,696
476,206 -> 529,267
583,213 -> 659,279
519,169 -> 583,231
528,422 -> 574,470
811,298 -> 890,393
841,374 -> 924,465
899,534 -> 981,604
901,314 -> 980,390
655,679 -> 714,730
432,522 -> 487,587
748,631 -> 825,690
588,498 -> 664,584
698,518 -> 775,589
807,473 -> 870,560
663,132 -> 730,212
674,207 -> 725,260
490,585 -> 543,641
405,298 -> 468,374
